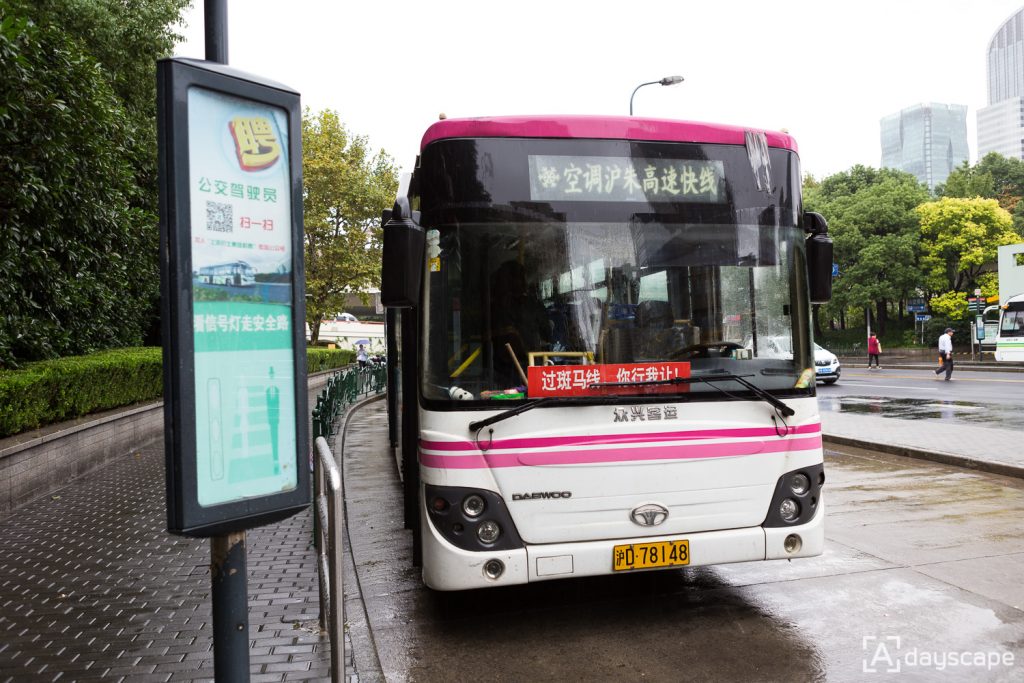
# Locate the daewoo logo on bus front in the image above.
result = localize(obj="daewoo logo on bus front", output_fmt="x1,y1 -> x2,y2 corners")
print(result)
512,491 -> 572,501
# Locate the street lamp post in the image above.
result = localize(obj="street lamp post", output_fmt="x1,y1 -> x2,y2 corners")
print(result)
629,75 -> 684,115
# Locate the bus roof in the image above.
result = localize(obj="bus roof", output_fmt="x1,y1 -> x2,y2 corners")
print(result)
420,115 -> 798,153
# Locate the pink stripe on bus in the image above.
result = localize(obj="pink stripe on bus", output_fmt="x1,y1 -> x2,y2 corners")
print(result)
420,423 -> 821,453
420,116 -> 798,153
419,435 -> 823,470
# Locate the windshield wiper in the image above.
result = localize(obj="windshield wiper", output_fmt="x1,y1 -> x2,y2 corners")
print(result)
590,373 -> 795,417
467,395 -> 624,432
468,398 -> 555,433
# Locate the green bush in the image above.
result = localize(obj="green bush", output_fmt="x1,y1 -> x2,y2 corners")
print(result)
0,348 -> 163,437
818,319 -> 923,353
307,348 -> 354,373
0,346 -> 359,438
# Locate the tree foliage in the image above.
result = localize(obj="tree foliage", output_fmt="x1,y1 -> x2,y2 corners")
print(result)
939,152 -> 1024,236
0,0 -> 188,367
804,166 -> 929,333
917,198 -> 1018,311
302,109 -> 399,343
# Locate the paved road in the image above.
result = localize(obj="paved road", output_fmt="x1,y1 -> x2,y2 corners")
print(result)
819,368 -> 1024,431
344,403 -> 1024,682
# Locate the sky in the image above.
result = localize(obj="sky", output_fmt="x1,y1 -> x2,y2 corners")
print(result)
175,1 -> 1024,179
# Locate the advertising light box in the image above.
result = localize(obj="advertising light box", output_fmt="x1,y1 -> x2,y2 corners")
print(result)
157,58 -> 309,536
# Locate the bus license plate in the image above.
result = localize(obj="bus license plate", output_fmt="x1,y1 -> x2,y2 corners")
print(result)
613,540 -> 689,571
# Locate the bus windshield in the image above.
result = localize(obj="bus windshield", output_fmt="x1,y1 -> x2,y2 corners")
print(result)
999,303 -> 1024,337
416,138 -> 811,406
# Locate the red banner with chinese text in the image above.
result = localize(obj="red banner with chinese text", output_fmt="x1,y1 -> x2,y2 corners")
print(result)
527,362 -> 691,398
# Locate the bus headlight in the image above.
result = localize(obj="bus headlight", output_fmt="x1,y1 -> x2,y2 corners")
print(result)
789,473 -> 811,496
779,498 -> 800,522
424,484 -> 524,552
462,494 -> 486,517
477,520 -> 501,544
763,463 -> 824,528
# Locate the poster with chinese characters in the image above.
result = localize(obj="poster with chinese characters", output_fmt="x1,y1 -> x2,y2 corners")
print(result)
187,87 -> 296,507
527,362 -> 691,398
528,155 -> 725,203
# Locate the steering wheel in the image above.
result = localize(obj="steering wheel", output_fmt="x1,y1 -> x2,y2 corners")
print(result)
670,341 -> 744,360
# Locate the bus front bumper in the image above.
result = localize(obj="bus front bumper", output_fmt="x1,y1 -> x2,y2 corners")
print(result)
421,502 -> 824,591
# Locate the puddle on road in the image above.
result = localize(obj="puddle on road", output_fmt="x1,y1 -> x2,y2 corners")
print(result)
818,395 -> 1017,429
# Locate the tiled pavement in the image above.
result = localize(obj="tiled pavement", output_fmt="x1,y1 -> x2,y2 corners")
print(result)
0,442 -> 337,682
0,387 -> 351,682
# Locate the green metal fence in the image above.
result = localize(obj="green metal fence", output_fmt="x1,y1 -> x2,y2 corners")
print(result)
311,363 -> 387,441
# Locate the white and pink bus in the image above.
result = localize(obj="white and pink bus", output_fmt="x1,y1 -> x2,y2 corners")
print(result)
381,116 -> 833,591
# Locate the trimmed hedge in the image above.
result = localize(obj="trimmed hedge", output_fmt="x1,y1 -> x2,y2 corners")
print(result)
0,346 -> 355,438
307,347 -> 354,373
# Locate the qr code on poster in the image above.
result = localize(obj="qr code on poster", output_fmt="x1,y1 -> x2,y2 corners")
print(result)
206,201 -> 233,232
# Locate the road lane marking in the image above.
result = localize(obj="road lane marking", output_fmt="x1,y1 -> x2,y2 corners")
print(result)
839,384 -> 939,391
843,372 -> 1024,383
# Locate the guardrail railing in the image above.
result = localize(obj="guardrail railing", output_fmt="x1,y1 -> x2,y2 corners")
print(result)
311,362 -> 387,681
312,363 -> 387,440
314,436 -> 344,681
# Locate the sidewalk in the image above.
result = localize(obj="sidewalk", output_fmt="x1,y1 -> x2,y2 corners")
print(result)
820,409 -> 1024,479
0,385 -> 349,682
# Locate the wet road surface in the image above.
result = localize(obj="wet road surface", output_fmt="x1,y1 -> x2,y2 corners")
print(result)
819,368 -> 1024,431
344,405 -> 1024,682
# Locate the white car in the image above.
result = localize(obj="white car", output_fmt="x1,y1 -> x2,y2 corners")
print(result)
813,343 -> 841,384
749,337 -> 840,384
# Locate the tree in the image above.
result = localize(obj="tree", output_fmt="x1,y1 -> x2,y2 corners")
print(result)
0,11 -> 148,365
804,166 -> 929,335
939,152 -> 1024,236
917,197 -> 1018,319
303,109 -> 399,344
0,0 -> 190,366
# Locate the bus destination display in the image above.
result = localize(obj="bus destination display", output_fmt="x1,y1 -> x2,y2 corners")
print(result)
528,155 -> 725,203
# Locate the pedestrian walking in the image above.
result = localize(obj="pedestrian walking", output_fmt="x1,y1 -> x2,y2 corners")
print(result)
867,332 -> 882,369
356,343 -> 369,368
934,327 -> 954,380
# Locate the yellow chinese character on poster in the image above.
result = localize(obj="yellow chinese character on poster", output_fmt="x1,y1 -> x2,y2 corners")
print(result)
229,117 -> 281,171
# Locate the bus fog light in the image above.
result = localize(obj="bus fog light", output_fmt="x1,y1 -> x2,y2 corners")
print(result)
462,494 -> 486,517
483,559 -> 505,579
779,498 -> 800,522
789,473 -> 810,496
477,520 -> 501,544
784,534 -> 802,553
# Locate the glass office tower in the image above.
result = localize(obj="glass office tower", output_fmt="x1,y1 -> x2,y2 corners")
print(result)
978,8 -> 1024,160
880,103 -> 969,191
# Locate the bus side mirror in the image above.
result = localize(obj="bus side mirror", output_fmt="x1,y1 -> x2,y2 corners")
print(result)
381,197 -> 425,308
805,211 -> 833,304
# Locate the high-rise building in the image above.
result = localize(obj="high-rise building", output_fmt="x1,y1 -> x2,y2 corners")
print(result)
978,8 -> 1024,160
880,103 -> 969,191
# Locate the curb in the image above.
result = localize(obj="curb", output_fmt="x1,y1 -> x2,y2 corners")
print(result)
822,434 -> 1024,480
839,362 -> 1024,373
337,393 -> 387,683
